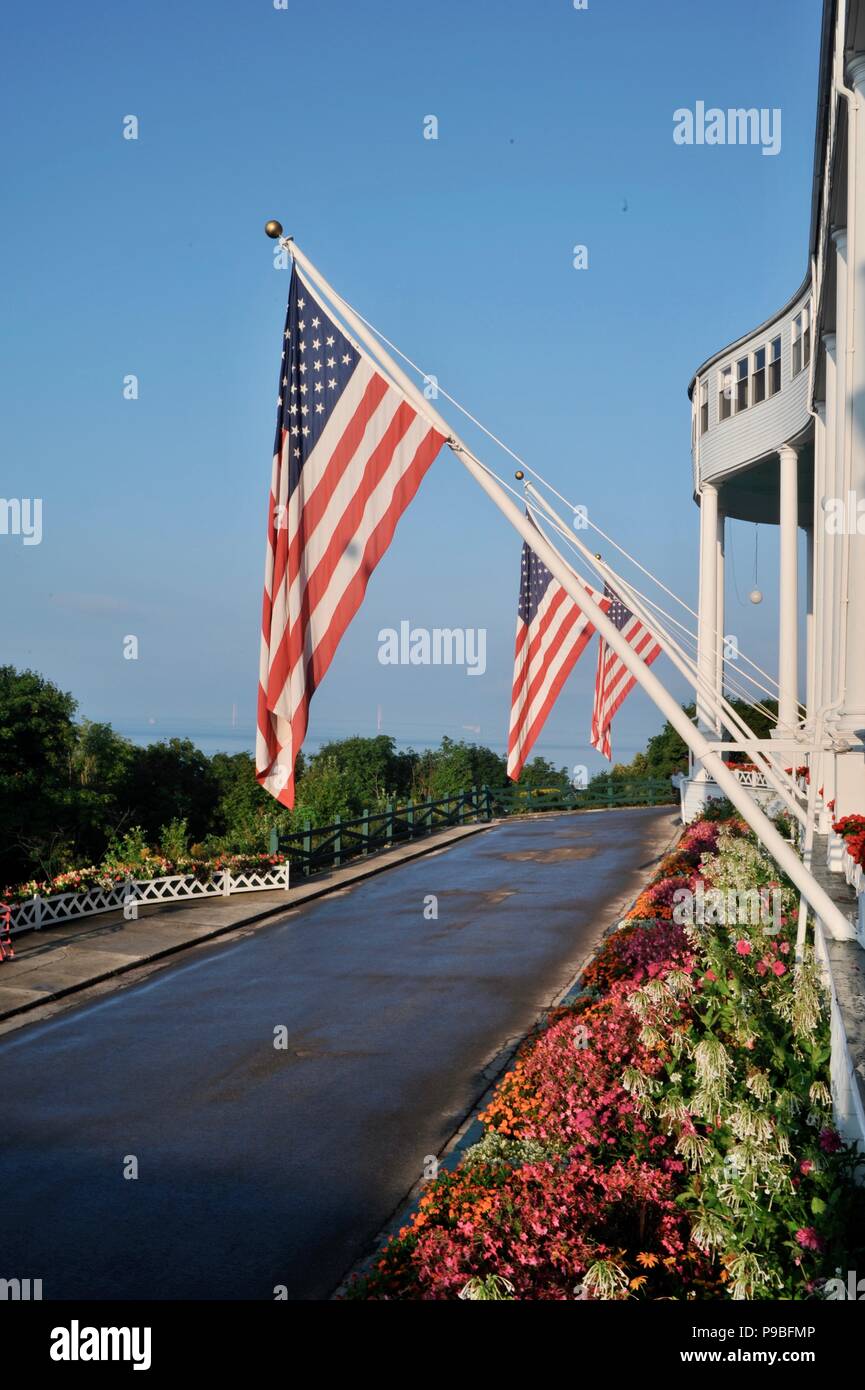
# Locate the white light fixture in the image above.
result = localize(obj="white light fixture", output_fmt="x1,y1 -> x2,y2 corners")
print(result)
749,588 -> 763,605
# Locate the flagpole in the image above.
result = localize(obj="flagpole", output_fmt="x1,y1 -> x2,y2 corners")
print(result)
522,481 -> 806,826
269,230 -> 854,942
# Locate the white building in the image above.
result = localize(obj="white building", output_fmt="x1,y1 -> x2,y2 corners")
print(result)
684,0 -> 865,1150
685,0 -> 865,831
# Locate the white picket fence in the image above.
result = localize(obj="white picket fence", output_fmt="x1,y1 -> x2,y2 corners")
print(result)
4,863 -> 291,937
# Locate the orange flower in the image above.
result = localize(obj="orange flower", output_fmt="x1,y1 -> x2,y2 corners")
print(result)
636,1251 -> 658,1268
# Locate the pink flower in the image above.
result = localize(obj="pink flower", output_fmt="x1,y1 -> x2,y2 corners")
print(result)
780,941 -> 790,955
735,940 -> 752,955
795,1227 -> 824,1252
771,960 -> 786,976
799,1160 -> 814,1175
756,961 -> 768,977
819,1127 -> 842,1154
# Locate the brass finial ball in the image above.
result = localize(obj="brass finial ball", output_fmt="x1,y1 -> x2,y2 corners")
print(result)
514,470 -> 524,480
264,220 -> 284,239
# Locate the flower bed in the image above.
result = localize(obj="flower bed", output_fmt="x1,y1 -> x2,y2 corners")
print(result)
2,852 -> 286,906
1,853 -> 289,936
347,818 -> 865,1301
833,814 -> 865,876
831,814 -> 865,946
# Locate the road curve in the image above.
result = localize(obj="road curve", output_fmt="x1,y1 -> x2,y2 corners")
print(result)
2,807 -> 676,1300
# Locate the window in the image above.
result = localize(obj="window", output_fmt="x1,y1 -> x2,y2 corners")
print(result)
752,346 -> 766,403
803,301 -> 811,369
719,365 -> 732,421
769,336 -> 782,395
735,356 -> 749,412
700,379 -> 709,435
792,313 -> 803,376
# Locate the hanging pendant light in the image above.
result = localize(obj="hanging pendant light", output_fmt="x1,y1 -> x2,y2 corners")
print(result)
749,523 -> 763,603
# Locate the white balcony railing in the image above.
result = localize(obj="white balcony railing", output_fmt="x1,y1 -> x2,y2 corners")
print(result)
731,767 -> 772,789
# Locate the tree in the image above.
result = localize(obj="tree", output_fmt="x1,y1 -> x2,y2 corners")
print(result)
303,735 -> 415,812
0,666 -> 78,884
516,756 -> 570,790
117,739 -> 220,844
293,756 -> 359,825
67,720 -> 135,862
412,736 -> 506,799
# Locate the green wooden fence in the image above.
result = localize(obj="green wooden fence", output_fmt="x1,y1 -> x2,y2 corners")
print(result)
269,777 -> 674,878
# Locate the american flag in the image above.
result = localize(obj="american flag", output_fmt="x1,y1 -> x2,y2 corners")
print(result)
507,522 -> 605,781
256,267 -> 446,806
590,582 -> 661,761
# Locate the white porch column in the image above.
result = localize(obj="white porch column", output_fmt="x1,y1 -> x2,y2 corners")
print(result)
777,444 -> 799,735
821,334 -> 838,713
818,338 -> 839,826
715,509 -> 725,734
832,228 -> 849,708
696,481 -> 718,739
812,403 -> 831,829
805,522 -> 814,722
810,404 -> 826,726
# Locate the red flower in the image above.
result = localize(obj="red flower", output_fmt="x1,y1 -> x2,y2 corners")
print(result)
819,1127 -> 842,1154
772,960 -> 786,977
735,940 -> 752,956
795,1227 -> 824,1252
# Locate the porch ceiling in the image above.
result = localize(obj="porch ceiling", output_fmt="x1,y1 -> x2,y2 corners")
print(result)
713,443 -> 815,527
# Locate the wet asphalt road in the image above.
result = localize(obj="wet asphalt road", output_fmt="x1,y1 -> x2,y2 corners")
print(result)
2,807 -> 675,1301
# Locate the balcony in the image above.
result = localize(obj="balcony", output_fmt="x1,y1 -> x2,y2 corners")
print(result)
688,277 -> 814,523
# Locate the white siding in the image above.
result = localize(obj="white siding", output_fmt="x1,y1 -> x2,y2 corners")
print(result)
692,286 -> 812,487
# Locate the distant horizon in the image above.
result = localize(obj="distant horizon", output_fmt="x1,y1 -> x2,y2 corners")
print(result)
106,714 -> 649,767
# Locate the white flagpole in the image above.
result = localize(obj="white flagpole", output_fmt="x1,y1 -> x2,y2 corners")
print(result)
277,234 -> 854,942
522,481 -> 806,826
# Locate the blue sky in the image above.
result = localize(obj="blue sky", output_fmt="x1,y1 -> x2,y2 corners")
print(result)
1,0 -> 822,768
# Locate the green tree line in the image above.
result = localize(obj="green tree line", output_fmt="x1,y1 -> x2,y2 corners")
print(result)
3,666 -> 770,890
0,667 -> 567,888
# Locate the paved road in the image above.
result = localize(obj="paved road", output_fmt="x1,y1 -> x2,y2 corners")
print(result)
2,807 -> 675,1301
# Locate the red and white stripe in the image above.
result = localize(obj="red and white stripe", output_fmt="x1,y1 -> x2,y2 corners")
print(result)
507,581 -> 604,781
257,351 -> 445,807
590,617 -> 662,761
